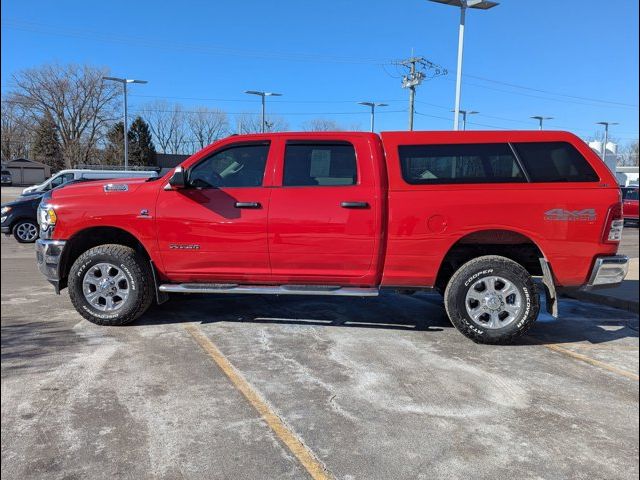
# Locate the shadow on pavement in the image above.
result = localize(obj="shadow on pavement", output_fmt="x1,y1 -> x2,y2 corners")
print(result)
137,291 -> 451,332
136,292 -> 639,346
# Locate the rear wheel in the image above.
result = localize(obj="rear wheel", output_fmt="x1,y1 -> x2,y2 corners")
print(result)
13,219 -> 39,243
444,255 -> 539,344
68,244 -> 154,325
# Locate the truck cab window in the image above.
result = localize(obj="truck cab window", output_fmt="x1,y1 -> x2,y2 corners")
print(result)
188,143 -> 269,188
283,143 -> 357,186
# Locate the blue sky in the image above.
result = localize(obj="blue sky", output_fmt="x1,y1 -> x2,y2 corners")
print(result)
2,0 -> 638,144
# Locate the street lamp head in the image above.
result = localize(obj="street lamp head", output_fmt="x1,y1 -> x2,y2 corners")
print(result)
428,0 -> 499,9
531,116 -> 553,120
245,90 -> 282,97
452,109 -> 479,115
596,121 -> 619,126
103,76 -> 147,84
359,102 -> 388,108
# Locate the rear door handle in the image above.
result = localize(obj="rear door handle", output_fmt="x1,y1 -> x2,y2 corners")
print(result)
234,202 -> 261,209
340,201 -> 369,209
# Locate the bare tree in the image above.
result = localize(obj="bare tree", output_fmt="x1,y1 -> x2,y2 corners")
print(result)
301,118 -> 344,131
1,98 -> 33,162
619,140 -> 639,166
235,113 -> 289,134
140,101 -> 190,154
186,108 -> 229,150
8,64 -> 120,167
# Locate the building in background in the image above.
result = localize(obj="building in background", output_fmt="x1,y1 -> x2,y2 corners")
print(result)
4,158 -> 51,186
588,141 -> 618,174
616,166 -> 639,186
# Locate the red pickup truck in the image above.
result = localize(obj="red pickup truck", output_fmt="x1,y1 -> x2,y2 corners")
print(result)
36,131 -> 629,344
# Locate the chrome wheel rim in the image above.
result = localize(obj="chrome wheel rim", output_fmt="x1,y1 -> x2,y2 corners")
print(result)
16,222 -> 38,241
465,276 -> 523,330
82,263 -> 130,312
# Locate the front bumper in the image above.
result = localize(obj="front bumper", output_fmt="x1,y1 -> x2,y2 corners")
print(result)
585,255 -> 629,289
36,239 -> 67,293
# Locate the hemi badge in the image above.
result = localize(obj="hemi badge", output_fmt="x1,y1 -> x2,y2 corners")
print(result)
104,183 -> 129,192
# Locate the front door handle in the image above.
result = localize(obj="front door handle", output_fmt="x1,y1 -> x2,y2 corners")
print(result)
340,201 -> 369,209
234,202 -> 261,209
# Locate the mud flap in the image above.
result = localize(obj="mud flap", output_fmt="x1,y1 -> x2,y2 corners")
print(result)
539,258 -> 558,318
150,260 -> 170,305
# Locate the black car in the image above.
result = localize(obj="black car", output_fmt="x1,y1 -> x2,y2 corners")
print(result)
1,194 -> 42,242
1,179 -> 91,243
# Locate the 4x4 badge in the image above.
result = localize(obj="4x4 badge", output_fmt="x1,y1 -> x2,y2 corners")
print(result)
544,208 -> 596,222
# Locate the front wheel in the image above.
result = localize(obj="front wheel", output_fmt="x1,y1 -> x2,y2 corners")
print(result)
68,244 -> 154,326
444,255 -> 539,344
13,219 -> 39,243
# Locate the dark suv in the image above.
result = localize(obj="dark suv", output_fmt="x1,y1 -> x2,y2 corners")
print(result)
1,169 -> 12,186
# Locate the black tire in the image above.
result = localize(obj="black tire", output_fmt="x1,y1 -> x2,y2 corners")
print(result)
68,244 -> 154,326
444,255 -> 539,344
12,219 -> 39,243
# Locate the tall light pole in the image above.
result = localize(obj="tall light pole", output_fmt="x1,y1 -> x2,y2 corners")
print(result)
358,102 -> 388,132
245,91 -> 283,133
429,0 -> 499,131
596,121 -> 619,160
451,109 -> 478,130
531,115 -> 553,130
102,77 -> 147,170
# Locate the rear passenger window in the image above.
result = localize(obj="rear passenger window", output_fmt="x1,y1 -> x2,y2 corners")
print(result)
512,142 -> 599,183
398,143 -> 525,184
283,143 -> 357,186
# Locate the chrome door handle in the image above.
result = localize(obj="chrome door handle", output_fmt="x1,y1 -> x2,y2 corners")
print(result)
234,202 -> 261,209
340,201 -> 369,209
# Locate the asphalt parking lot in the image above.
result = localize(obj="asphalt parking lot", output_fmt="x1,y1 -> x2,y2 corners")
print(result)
1,187 -> 639,480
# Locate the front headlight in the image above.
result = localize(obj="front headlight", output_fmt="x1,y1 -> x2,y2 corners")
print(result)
0,206 -> 11,216
38,205 -> 57,229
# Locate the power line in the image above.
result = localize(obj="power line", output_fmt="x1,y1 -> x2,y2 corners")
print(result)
463,73 -> 638,108
1,19 -> 391,65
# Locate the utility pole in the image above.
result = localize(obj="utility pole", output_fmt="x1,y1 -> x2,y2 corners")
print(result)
245,91 -> 283,133
358,102 -> 388,132
531,115 -> 553,130
596,121 -> 619,160
428,1 -> 500,130
452,109 -> 478,130
102,77 -> 148,170
394,56 -> 446,131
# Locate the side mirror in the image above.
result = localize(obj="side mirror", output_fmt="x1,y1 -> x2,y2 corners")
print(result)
168,167 -> 187,189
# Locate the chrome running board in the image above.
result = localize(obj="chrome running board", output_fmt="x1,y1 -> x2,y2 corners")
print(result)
158,283 -> 379,297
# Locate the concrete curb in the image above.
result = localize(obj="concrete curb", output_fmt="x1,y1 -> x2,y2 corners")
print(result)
562,290 -> 640,314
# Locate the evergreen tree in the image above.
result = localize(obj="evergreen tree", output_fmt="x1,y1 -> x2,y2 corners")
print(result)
128,116 -> 157,166
103,121 -> 124,166
31,112 -> 64,171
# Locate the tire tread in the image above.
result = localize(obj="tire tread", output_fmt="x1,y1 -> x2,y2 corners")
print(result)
68,244 -> 153,326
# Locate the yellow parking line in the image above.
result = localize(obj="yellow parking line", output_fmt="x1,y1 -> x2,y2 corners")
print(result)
184,323 -> 333,480
544,343 -> 639,381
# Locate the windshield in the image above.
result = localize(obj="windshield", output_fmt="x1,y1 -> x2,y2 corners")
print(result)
45,173 -> 74,190
623,188 -> 639,201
